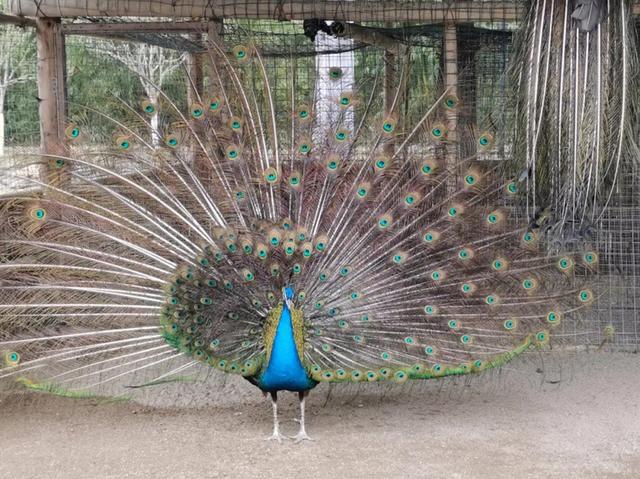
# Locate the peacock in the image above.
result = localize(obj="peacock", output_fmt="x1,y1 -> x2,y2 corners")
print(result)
0,35 -> 599,443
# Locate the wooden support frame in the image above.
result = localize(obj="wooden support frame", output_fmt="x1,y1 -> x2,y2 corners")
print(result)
9,0 -> 640,20
62,20 -> 208,35
206,18 -> 226,87
383,48 -> 397,115
0,12 -> 36,27
10,0 -> 525,21
36,17 -> 67,178
336,22 -> 406,55
186,32 -> 204,103
186,30 -> 204,163
443,22 -> 459,178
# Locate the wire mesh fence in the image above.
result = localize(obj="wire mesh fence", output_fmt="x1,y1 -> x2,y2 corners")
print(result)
0,5 -> 638,350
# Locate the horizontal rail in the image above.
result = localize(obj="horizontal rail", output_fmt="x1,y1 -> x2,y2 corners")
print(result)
62,20 -> 208,34
0,12 -> 37,26
9,0 -> 525,21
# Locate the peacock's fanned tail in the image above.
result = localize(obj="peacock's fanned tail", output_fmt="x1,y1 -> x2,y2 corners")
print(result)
0,41 -> 596,396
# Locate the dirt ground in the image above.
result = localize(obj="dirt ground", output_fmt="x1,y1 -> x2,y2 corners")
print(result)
1,352 -> 639,479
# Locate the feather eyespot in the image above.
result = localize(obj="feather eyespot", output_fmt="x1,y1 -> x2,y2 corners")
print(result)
443,95 -> 459,109
232,45 -> 252,62
64,124 -> 80,140
190,103 -> 205,119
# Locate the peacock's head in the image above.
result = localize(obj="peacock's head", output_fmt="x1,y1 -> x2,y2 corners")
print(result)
283,286 -> 295,300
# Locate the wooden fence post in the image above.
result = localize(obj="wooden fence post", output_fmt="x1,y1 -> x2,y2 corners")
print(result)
443,21 -> 458,185
36,17 -> 67,183
187,30 -> 204,164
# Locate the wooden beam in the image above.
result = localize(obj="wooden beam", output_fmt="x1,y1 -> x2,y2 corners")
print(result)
186,30 -> 204,164
336,22 -> 406,55
443,22 -> 459,180
36,17 -> 67,182
457,32 -> 477,159
187,32 -> 204,102
62,20 -> 208,35
10,0 -> 525,21
0,12 -> 36,27
206,18 -> 226,87
383,21 -> 397,156
383,41 -> 410,156
383,50 -> 397,116
10,0 -> 640,22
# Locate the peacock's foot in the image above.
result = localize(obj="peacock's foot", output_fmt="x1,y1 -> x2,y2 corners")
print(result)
289,431 -> 314,443
265,431 -> 287,443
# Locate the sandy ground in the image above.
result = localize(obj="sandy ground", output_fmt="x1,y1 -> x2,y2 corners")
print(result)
1,352 -> 640,479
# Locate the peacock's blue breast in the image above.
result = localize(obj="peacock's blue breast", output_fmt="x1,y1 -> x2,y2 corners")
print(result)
257,304 -> 316,392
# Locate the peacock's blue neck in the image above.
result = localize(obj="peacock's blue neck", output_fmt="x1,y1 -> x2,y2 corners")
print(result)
258,301 -> 315,392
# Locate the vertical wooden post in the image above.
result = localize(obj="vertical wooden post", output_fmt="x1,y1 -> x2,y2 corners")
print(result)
383,22 -> 408,117
383,23 -> 409,156
443,22 -> 459,178
383,49 -> 396,116
207,18 -> 224,47
187,32 -> 204,103
383,44 -> 410,157
457,37 -> 477,159
186,31 -> 204,165
195,18 -> 225,174
383,47 -> 397,157
36,17 -> 67,183
206,18 -> 225,88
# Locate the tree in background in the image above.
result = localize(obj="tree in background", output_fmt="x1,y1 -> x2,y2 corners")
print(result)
0,25 -> 36,156
89,39 -> 185,146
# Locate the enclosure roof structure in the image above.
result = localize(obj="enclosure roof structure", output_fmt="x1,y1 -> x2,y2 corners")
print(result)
8,0 -> 525,21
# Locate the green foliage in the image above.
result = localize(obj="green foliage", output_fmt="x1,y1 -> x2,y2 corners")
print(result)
4,79 -> 38,146
67,39 -> 143,109
66,39 -> 145,140
5,36 -> 191,146
3,26 -> 37,146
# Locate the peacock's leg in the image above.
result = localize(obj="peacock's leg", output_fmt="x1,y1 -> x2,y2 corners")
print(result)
265,391 -> 286,442
290,390 -> 313,443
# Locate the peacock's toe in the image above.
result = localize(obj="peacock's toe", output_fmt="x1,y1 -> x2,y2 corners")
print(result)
289,431 -> 314,443
265,432 -> 287,443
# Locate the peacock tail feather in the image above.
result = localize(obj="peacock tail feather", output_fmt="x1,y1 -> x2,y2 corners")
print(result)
508,0 -> 639,238
0,36 -> 597,397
